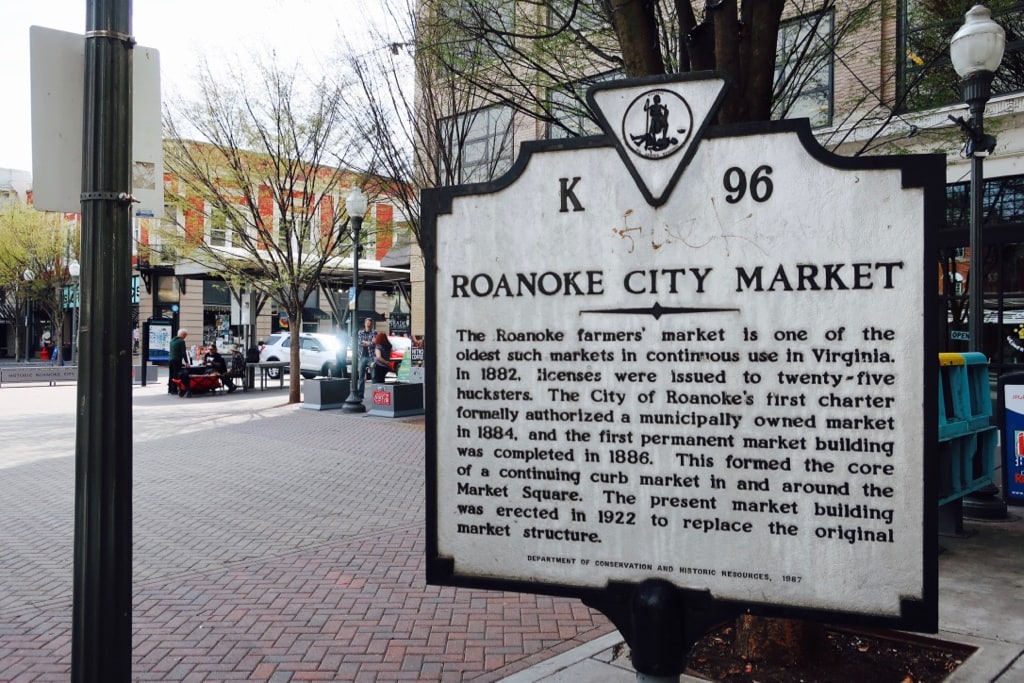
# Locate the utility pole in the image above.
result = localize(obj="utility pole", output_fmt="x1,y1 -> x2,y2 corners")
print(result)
71,0 -> 134,679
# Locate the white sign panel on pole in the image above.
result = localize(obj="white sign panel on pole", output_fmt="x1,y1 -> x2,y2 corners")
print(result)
30,26 -> 163,214
425,74 -> 939,631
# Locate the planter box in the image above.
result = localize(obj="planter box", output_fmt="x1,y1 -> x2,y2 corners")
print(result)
369,382 -> 425,418
302,377 -> 350,410
133,365 -> 158,384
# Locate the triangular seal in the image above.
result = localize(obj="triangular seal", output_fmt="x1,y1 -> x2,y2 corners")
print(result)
588,73 -> 728,207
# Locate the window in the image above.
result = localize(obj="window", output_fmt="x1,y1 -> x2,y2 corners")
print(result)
773,10 -> 834,127
299,200 -> 321,251
899,1 -> 1024,112
548,0 -> 607,33
548,71 -> 620,139
943,176 -> 1024,230
439,0 -> 515,62
438,105 -> 515,185
273,195 -> 325,252
209,207 -> 229,247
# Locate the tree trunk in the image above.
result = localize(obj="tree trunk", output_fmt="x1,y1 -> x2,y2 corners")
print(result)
289,320 -> 302,404
611,0 -> 665,77
739,0 -> 786,122
733,615 -> 826,665
710,0 -> 741,124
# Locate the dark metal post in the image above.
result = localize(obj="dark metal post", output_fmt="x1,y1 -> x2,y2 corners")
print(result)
964,72 -> 992,353
630,580 -> 686,682
342,212 -> 366,413
72,0 -> 134,680
140,320 -> 149,387
958,70 -> 1008,520
24,302 -> 31,361
72,288 -> 79,362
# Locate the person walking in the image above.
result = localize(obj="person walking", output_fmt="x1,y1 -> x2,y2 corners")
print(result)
356,317 -> 376,399
168,328 -> 188,394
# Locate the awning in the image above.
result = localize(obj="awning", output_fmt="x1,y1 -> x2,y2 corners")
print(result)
167,256 -> 409,292
381,243 -> 411,268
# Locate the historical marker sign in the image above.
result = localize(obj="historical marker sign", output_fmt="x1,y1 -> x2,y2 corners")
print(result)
425,74 -> 939,630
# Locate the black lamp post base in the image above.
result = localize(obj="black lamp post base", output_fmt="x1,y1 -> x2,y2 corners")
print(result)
341,396 -> 366,413
963,483 -> 1008,520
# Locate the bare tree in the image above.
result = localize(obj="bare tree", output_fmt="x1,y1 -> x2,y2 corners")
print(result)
161,55 -> 362,404
339,0 -> 947,263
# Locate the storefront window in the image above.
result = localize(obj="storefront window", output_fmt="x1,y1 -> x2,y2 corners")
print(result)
937,174 -> 1024,372
203,280 -> 232,346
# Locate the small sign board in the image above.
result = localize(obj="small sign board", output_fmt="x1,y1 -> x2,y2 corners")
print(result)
0,365 -> 78,385
30,26 -> 163,214
147,318 -> 173,363
425,75 -> 939,630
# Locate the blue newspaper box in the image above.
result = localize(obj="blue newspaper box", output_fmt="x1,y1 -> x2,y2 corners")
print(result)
997,372 -> 1024,505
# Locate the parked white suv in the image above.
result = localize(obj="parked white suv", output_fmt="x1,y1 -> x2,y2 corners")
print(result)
259,332 -> 349,379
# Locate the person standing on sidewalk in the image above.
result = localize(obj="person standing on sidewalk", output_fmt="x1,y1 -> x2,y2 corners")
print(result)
168,328 -> 188,394
356,317 -> 375,399
372,332 -> 392,384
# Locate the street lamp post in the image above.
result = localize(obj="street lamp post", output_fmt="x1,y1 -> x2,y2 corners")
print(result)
950,4 -> 1005,352
950,5 -> 1006,521
68,260 -> 81,363
23,269 -> 34,362
342,187 -> 369,413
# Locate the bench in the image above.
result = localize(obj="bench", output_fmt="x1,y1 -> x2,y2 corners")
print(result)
252,361 -> 289,390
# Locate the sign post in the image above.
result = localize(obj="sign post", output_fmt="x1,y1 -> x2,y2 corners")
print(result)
425,74 -> 941,671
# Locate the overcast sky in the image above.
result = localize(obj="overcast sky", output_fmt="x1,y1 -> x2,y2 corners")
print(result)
1,0 -> 390,173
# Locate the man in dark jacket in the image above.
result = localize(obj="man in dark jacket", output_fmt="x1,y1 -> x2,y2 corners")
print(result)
205,344 -> 236,393
168,329 -> 188,394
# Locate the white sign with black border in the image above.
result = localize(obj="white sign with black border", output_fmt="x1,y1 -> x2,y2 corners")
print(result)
425,73 -> 939,631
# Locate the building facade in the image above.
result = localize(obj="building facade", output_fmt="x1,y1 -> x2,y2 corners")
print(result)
135,164 -> 413,355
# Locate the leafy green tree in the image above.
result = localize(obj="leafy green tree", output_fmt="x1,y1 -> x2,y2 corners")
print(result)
0,201 -> 78,362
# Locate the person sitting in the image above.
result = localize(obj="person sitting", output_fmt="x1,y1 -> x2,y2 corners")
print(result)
204,344 -> 236,393
225,346 -> 247,392
245,346 -> 261,365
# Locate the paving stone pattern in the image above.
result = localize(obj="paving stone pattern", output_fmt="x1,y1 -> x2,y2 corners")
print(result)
0,396 -> 612,681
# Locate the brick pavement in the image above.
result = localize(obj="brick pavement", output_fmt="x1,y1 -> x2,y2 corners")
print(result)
0,385 -> 612,681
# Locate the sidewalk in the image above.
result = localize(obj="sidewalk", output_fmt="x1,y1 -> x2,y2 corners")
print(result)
0,375 -> 613,682
0,372 -> 1022,681
501,514 -> 1024,682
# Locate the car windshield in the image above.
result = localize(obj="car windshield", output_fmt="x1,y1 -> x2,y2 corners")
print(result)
389,337 -> 412,350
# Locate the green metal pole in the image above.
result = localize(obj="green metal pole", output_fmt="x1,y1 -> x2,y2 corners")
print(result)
72,0 -> 134,680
